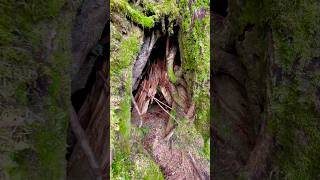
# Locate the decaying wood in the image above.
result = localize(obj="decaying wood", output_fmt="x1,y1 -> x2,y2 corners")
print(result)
133,31 -> 161,91
164,125 -> 175,141
135,63 -> 161,114
134,56 -> 193,128
168,83 -> 186,109
68,65 -> 109,180
69,106 -> 102,178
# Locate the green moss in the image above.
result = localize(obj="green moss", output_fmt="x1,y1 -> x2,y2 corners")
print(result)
111,35 -> 141,79
32,124 -> 66,179
133,154 -> 164,180
167,67 -> 177,83
238,0 -> 320,71
110,20 -> 144,178
178,0 -> 210,140
111,33 -> 140,153
270,81 -> 320,178
142,0 -> 179,34
237,0 -> 320,178
0,0 -> 65,46
111,0 -> 155,28
0,0 -> 72,178
118,92 -> 131,154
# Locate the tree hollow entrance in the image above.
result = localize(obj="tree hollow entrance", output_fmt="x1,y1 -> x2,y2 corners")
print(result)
131,29 -> 208,179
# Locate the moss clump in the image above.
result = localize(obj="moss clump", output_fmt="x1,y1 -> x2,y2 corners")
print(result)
141,0 -> 179,34
110,18 -> 145,178
111,0 -> 155,28
167,63 -> 177,84
270,81 -> 320,178
132,153 -> 164,180
238,0 -> 320,71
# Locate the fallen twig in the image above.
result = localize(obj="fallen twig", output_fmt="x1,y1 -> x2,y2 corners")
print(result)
153,97 -> 172,110
164,126 -> 175,141
141,87 -> 172,110
131,94 -> 143,128
153,98 -> 177,122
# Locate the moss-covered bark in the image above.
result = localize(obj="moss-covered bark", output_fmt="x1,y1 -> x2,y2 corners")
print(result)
213,0 -> 320,178
0,0 -> 78,179
178,0 -> 210,144
110,4 -> 165,179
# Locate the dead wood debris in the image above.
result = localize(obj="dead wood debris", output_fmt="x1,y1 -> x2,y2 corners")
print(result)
69,106 -> 102,179
134,61 -> 194,124
133,31 -> 161,91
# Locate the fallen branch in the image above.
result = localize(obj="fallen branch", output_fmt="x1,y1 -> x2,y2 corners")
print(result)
69,106 -> 102,179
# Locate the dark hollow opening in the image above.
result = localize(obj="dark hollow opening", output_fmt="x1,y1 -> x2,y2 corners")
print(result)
132,31 -> 181,97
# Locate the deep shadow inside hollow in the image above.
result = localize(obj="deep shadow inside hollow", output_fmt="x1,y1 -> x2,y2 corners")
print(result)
132,32 -> 181,98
